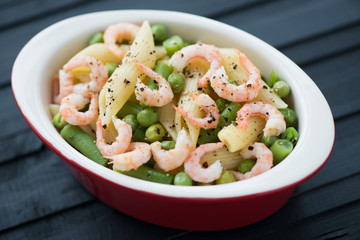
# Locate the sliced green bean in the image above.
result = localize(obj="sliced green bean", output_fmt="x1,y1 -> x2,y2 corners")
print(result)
167,73 -> 185,94
148,61 -> 174,91
273,80 -> 290,98
132,125 -> 148,143
261,135 -> 279,148
267,70 -> 279,88
116,101 -> 143,118
163,35 -> 184,56
151,24 -> 168,43
115,165 -> 174,184
137,108 -> 159,127
279,108 -> 296,126
215,98 -> 230,113
145,123 -> 166,142
281,127 -> 299,145
60,125 -> 108,166
123,114 -> 138,133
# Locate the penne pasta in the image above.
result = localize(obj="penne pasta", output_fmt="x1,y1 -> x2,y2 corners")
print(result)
157,101 -> 178,141
99,21 -> 156,139
199,146 -> 244,170
218,116 -> 266,152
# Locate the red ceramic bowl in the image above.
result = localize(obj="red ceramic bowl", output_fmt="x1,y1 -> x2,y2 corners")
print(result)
12,10 -> 335,231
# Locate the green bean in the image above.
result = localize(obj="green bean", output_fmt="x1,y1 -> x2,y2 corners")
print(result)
163,35 -> 184,56
174,172 -> 193,186
144,158 -> 156,168
279,108 -> 296,126
273,80 -> 290,98
52,112 -> 67,130
270,139 -> 293,165
116,100 -> 143,118
151,24 -> 168,43
145,123 -> 166,142
197,102 -> 242,144
148,60 -> 174,90
281,127 -> 299,145
132,125 -> 148,143
267,70 -> 279,88
161,140 -> 175,150
137,108 -> 159,127
238,159 -> 256,173
60,125 -> 108,166
167,73 -> 185,94
215,98 -> 230,113
122,114 -> 138,133
215,170 -> 236,185
115,165 -> 174,184
88,32 -> 104,45
105,62 -> 117,77
261,135 -> 279,148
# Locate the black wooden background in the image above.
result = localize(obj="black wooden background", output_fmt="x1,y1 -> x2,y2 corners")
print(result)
1,0 -> 360,239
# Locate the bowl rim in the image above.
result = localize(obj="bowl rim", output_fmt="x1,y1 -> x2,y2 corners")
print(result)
12,9 -> 335,199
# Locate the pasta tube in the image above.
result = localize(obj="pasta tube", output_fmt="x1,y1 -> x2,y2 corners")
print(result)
157,101 -> 178,141
199,147 -> 244,170
99,21 -> 156,130
218,116 -> 266,152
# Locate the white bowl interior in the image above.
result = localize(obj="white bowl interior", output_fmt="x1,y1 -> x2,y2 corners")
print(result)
12,10 -> 334,198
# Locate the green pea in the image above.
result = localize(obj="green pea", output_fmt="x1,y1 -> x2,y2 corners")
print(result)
161,140 -> 175,150
148,61 -> 174,91
151,24 -> 168,43
197,102 -> 242,145
238,159 -> 256,173
115,165 -> 174,184
270,139 -> 293,165
52,112 -> 67,130
228,79 -> 239,86
60,125 -> 108,166
281,127 -> 299,145
267,70 -> 279,88
215,170 -> 236,185
145,123 -> 166,142
123,114 -> 138,133
105,62 -> 117,77
168,73 -> 185,94
215,98 -> 230,113
88,32 -> 104,45
261,135 -> 279,148
279,108 -> 296,126
137,108 -> 159,127
132,125 -> 148,143
116,100 -> 143,118
273,80 -> 290,98
174,172 -> 193,186
163,35 -> 184,56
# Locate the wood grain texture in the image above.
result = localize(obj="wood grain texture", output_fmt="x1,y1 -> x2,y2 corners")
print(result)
0,0 -> 359,239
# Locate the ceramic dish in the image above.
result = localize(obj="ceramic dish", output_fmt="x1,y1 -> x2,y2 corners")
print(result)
12,10 -> 335,231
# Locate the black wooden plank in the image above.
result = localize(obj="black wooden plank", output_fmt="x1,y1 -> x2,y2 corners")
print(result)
0,0 -> 90,30
0,0 -> 260,87
0,200 -> 183,240
0,148 -> 93,231
217,0 -> 360,48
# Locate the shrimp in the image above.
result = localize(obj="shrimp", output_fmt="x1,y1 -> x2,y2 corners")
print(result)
173,93 -> 220,129
103,22 -> 140,59
96,116 -> 132,157
109,142 -> 151,171
54,70 -> 73,104
168,43 -> 222,88
60,93 -> 98,126
233,142 -> 273,180
184,142 -> 224,183
237,101 -> 286,136
133,61 -> 174,107
210,50 -> 261,102
151,128 -> 193,172
63,55 -> 108,95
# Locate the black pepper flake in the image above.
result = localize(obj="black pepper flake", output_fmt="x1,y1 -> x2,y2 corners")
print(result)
263,85 -> 268,89
140,87 -> 145,92
223,116 -> 228,122
233,64 -> 237,70
124,78 -> 130,84
247,84 -> 252,88
197,87 -> 203,91
69,136 -> 74,141
181,53 -> 184,58
248,146 -> 254,150
202,162 -> 208,168
189,74 -> 194,78
233,121 -> 238,126
156,128 -> 160,134
102,124 -> 107,129
107,88 -> 111,92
